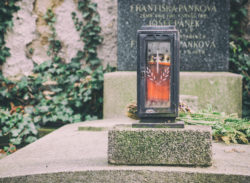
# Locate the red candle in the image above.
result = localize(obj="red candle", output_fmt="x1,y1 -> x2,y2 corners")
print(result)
146,62 -> 170,107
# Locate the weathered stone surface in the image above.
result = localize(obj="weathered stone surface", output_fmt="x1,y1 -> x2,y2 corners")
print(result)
2,0 -> 117,79
180,72 -> 242,116
30,0 -> 80,65
31,0 -> 62,65
108,125 -> 212,166
104,72 -> 136,119
93,0 -> 118,68
118,0 -> 229,71
0,120 -> 249,182
1,170 -> 249,183
3,0 -> 36,79
54,0 -> 84,63
103,72 -> 242,118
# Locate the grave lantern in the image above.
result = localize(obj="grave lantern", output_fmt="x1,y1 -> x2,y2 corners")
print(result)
137,26 -> 180,124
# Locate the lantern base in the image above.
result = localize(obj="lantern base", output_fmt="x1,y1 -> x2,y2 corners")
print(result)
139,117 -> 178,123
133,121 -> 184,128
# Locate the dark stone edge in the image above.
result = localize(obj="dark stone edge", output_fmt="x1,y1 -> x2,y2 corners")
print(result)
0,170 -> 249,183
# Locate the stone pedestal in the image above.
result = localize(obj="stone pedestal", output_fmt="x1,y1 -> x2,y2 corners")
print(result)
104,72 -> 242,118
108,125 -> 212,166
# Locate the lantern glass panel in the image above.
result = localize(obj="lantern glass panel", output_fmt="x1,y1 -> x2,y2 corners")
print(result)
145,41 -> 171,108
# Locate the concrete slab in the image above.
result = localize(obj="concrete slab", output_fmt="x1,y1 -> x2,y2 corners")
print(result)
108,125 -> 212,166
104,72 -> 242,118
0,118 -> 249,182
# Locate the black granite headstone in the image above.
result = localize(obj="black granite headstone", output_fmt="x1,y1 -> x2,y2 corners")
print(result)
118,0 -> 229,71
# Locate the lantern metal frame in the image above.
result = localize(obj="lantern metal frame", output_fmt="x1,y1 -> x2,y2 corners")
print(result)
137,26 -> 180,123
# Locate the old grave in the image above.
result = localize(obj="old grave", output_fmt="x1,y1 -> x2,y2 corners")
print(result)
118,0 -> 230,71
108,26 -> 213,166
107,0 -> 242,117
0,1 -> 248,182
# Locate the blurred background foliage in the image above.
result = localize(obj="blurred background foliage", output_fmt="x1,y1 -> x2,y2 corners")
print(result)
229,0 -> 250,118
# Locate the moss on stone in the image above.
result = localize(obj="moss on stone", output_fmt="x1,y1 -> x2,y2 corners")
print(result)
108,125 -> 212,166
37,128 -> 56,138
78,126 -> 105,131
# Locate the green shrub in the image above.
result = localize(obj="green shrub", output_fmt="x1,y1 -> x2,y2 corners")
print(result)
229,0 -> 250,118
0,0 -> 20,66
0,108 -> 37,147
0,0 -> 107,150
